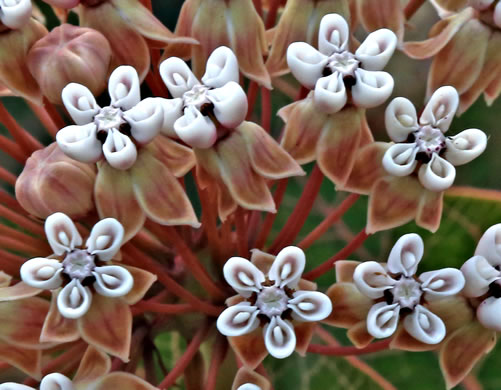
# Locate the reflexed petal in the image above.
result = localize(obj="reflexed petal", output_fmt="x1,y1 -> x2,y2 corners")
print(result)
232,367 -> 270,390
313,73 -> 347,114
40,291 -> 79,343
461,256 -> 499,297
324,283 -> 373,329
419,268 -> 465,299
159,57 -> 200,98
268,246 -> 305,288
157,98 -> 183,138
355,29 -> 397,71
217,303 -> 260,336
347,321 -> 375,348
121,265 -> 156,305
57,279 -> 92,319
382,143 -> 418,177
286,42 -> 327,89
0,342 -> 41,380
108,65 -> 141,110
45,212 -> 82,255
0,281 -> 41,301
86,218 -> 124,261
228,328 -> 268,369
288,290 -> 332,322
387,233 -> 423,276
366,302 -> 400,339
20,258 -> 63,290
93,266 -> 133,298
351,69 -> 394,108
208,82 -> 248,128
416,188 -> 443,233
202,46 -> 239,87
56,123 -> 103,164
174,106 -> 217,149
444,128 -> 487,166
357,0 -> 404,42
390,326 -> 439,352
102,129 -> 138,170
263,316 -> 296,359
477,297 -> 501,331
124,98 -> 163,145
318,13 -> 349,55
223,257 -> 265,297
335,260 -> 360,283
403,305 -> 446,344
149,136 -> 195,177
93,372 -> 157,390
0,0 -> 32,29
420,86 -> 459,131
385,97 -> 419,142
353,261 -> 395,299
61,83 -> 100,125
418,154 -> 456,192
40,374 -> 74,390
73,346 -> 111,385
475,224 -> 501,266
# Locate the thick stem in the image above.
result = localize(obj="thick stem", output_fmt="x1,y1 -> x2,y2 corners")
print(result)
0,102 -> 42,155
28,102 -> 59,138
43,97 -> 67,130
246,82 -> 259,120
0,203 -> 45,236
307,338 -> 391,356
131,301 -> 197,316
404,0 -> 425,20
235,208 -> 249,257
0,135 -> 26,163
205,334 -> 229,390
0,167 -> 16,186
264,0 -> 281,28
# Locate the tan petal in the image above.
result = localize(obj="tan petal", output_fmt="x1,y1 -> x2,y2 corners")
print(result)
367,176 -> 424,233
432,0 -> 468,13
95,162 -> 146,242
73,346 -> 111,385
416,189 -> 444,233
439,323 -> 496,389
390,326 -> 439,351
347,321 -> 374,348
93,372 -> 157,390
40,291 -> 79,344
0,282 -> 41,301
232,367 -> 271,390
0,341 -> 41,379
250,248 -> 276,275
335,260 -> 361,283
121,264 -> 157,305
324,283 -> 373,328
317,106 -> 365,186
229,328 -> 268,369
426,295 -> 474,335
78,295 -> 132,362
357,0 -> 404,41
294,321 -> 316,356
150,136 -> 196,178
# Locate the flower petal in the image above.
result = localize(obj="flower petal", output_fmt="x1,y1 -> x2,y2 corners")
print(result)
384,97 -> 419,142
149,135 -> 195,177
0,341 -> 41,380
57,279 -> 92,319
208,81 -> 248,128
351,69 -> 394,108
355,29 -> 397,71
0,384 -> 35,390
287,42 -> 327,90
313,72 -> 347,114
387,233 -> 423,276
353,261 -> 396,299
93,265 -> 133,298
288,290 -> 332,322
357,0 -> 404,42
268,246 -> 305,289
202,46 -> 239,87
444,128 -> 487,166
420,86 -> 458,132
157,98 -> 183,138
263,316 -> 296,359
174,106 -> 217,149
460,255 -> 500,297
419,268 -> 465,299
217,303 -> 260,337
73,346 -> 111,385
102,129 -> 138,170
108,65 -> 141,110
93,372 -> 157,390
40,291 -> 79,344
404,305 -> 446,344
416,189 -> 444,233
232,367 -> 270,390
229,328 -> 268,369
61,83 -> 100,125
121,265 -> 156,305
223,257 -> 265,297
325,282 -> 373,328
477,296 -> 501,331
123,98 -> 163,145
382,143 -> 418,177
20,258 -> 63,290
86,218 -> 124,261
56,123 -> 103,164
366,302 -> 400,339
159,57 -> 200,98
418,154 -> 456,192
475,224 -> 501,266
45,212 -> 82,255
40,374 -> 74,390
318,13 -> 350,55
0,0 -> 32,29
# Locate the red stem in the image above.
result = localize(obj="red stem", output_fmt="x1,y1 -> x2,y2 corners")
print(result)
261,87 -> 271,132
131,301 -> 197,316
246,82 -> 259,120
255,179 -> 288,249
264,0 -> 281,29
307,338 -> 391,356
28,102 -> 59,138
304,228 -> 370,280
43,97 -> 67,130
235,208 -> 249,257
205,334 -> 228,390
0,203 -> 45,236
0,102 -> 42,154
0,167 -> 16,186
0,135 -> 26,163
404,0 -> 425,20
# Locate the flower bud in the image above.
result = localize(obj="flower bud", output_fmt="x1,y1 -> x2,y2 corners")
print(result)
27,23 -> 111,104
15,142 -> 97,219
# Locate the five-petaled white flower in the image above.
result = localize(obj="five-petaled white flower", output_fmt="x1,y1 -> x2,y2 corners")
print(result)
286,13 -> 397,114
383,86 -> 487,192
20,212 -> 133,319
57,66 -> 164,170
354,233 -> 465,344
461,224 -> 501,331
0,0 -> 31,29
217,247 -> 332,359
158,46 -> 248,149
0,373 -> 73,390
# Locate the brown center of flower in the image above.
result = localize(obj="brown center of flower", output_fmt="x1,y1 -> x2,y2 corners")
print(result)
62,249 -> 96,281
256,286 -> 289,318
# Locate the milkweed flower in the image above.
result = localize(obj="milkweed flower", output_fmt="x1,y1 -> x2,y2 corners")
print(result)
159,46 -> 303,220
217,247 -> 332,367
232,368 -> 271,390
279,13 -> 397,186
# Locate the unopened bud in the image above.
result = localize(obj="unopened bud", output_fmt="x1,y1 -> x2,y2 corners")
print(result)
27,23 -> 111,104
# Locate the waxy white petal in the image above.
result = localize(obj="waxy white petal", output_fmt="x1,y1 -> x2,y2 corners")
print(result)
56,123 -> 103,164
495,1 -> 501,29
477,296 -> 501,331
403,305 -> 446,344
108,66 -> 141,110
387,233 -> 423,277
157,97 -> 183,137
420,86 -> 459,132
93,265 -> 133,298
0,0 -> 31,29
86,218 -> 124,261
0,384 -> 35,390
382,143 -> 418,177
216,302 -> 260,336
318,13 -> 350,55
57,279 -> 92,319
353,261 -> 396,299
202,46 -> 240,88
355,29 -> 397,71
237,385 -> 261,390
207,81 -> 248,128
45,212 -> 82,255
61,83 -> 100,125
444,128 -> 487,166
366,302 -> 400,339
475,224 -> 501,266
20,257 -> 63,290
419,268 -> 465,299
102,129 -> 137,170
461,255 -> 501,297
174,106 -> 217,149
385,97 -> 419,142
40,373 -> 75,390
159,57 -> 200,98
124,97 -> 163,145
418,154 -> 456,192
263,316 -> 296,359
223,257 -> 265,297
313,72 -> 347,114
351,69 -> 394,108
287,42 -> 328,90
268,246 -> 305,289
288,290 -> 332,322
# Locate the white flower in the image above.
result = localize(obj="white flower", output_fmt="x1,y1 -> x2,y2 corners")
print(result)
158,46 -> 248,149
383,86 -> 487,192
57,66 -> 164,170
20,212 -> 133,319
461,224 -> 501,331
217,247 -> 332,359
237,385 -> 261,390
354,234 -> 465,344
286,13 -> 397,114
0,0 -> 31,29
0,373 -> 74,390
